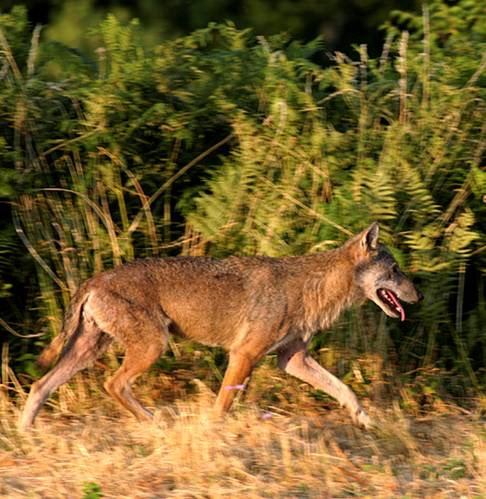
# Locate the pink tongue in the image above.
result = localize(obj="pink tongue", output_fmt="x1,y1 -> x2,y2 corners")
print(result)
388,291 -> 405,321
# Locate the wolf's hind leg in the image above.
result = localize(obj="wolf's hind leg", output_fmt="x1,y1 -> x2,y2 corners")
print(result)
278,340 -> 372,429
19,324 -> 111,429
84,290 -> 169,420
104,339 -> 167,421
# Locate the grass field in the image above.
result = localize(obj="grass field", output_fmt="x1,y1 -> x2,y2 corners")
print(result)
1,361 -> 484,498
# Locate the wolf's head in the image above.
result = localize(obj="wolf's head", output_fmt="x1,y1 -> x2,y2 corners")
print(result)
348,223 -> 423,321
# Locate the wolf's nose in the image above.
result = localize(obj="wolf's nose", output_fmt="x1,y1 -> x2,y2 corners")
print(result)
417,290 -> 424,302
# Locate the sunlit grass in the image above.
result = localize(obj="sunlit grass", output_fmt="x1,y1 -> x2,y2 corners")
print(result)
1,365 -> 484,498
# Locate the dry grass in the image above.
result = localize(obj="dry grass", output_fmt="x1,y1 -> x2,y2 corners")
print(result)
1,363 -> 485,499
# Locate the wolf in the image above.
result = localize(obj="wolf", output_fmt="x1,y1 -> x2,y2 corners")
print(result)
19,222 -> 422,429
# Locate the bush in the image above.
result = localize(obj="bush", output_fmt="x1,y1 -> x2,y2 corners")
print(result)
0,2 -> 484,392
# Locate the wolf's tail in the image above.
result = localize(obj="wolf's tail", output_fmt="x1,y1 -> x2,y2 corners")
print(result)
37,283 -> 90,370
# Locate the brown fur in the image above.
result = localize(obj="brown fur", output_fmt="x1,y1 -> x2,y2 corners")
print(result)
20,223 -> 422,429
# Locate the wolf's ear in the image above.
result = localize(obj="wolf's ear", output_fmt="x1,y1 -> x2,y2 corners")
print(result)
360,222 -> 379,253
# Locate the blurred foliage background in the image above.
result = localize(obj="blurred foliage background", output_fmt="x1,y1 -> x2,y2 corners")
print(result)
0,0 -> 484,406
2,0 -> 421,55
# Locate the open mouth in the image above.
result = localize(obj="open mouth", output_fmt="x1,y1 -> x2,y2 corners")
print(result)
377,288 -> 405,321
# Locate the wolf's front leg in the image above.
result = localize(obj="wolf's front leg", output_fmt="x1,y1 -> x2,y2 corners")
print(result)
277,340 -> 372,429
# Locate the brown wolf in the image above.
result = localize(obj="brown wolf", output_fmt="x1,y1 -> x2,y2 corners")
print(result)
20,223 -> 422,429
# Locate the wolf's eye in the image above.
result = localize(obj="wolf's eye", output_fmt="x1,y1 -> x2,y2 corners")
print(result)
391,264 -> 399,273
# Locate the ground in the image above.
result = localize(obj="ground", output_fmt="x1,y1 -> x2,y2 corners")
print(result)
1,361 -> 484,498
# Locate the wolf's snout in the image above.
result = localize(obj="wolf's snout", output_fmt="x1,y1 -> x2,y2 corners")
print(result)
416,289 -> 424,302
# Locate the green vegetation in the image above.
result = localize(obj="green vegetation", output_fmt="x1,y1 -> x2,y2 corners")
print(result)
82,481 -> 104,499
0,0 -> 485,406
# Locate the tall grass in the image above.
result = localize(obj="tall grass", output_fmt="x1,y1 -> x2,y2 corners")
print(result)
1,366 -> 485,497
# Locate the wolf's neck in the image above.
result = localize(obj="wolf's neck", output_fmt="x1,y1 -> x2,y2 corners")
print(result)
294,250 -> 359,336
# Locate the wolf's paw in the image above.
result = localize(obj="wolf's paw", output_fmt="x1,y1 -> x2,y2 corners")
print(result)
352,408 -> 373,430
